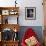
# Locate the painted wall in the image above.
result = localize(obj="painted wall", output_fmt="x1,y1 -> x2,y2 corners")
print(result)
18,26 -> 43,44
18,0 -> 44,26
0,0 -> 44,26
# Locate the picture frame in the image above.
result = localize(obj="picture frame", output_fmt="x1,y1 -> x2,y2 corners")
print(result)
25,7 -> 36,20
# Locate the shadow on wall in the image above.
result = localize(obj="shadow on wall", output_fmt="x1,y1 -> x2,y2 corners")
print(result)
18,26 -> 43,44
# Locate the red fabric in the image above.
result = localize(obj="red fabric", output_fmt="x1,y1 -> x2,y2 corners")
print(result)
21,28 -> 41,46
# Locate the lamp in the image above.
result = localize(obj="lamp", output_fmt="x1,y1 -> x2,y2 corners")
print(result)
15,0 -> 17,7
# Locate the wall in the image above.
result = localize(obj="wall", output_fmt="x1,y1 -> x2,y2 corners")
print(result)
0,0 -> 44,26
18,26 -> 43,44
18,0 -> 44,26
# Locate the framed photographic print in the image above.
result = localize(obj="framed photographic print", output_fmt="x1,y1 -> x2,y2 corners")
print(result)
25,7 -> 36,20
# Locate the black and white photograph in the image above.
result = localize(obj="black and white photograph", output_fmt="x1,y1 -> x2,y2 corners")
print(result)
25,7 -> 36,20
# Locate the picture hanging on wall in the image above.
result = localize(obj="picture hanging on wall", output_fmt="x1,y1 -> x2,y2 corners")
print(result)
25,7 -> 36,20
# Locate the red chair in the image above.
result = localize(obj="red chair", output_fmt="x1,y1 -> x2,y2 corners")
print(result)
21,28 -> 41,46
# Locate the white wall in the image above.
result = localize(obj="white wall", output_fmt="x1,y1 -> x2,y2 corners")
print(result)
0,0 -> 44,26
18,0 -> 44,26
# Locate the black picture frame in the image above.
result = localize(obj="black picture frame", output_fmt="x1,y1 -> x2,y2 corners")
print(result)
25,7 -> 36,20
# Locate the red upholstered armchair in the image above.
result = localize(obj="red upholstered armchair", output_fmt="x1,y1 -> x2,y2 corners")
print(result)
21,28 -> 41,46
